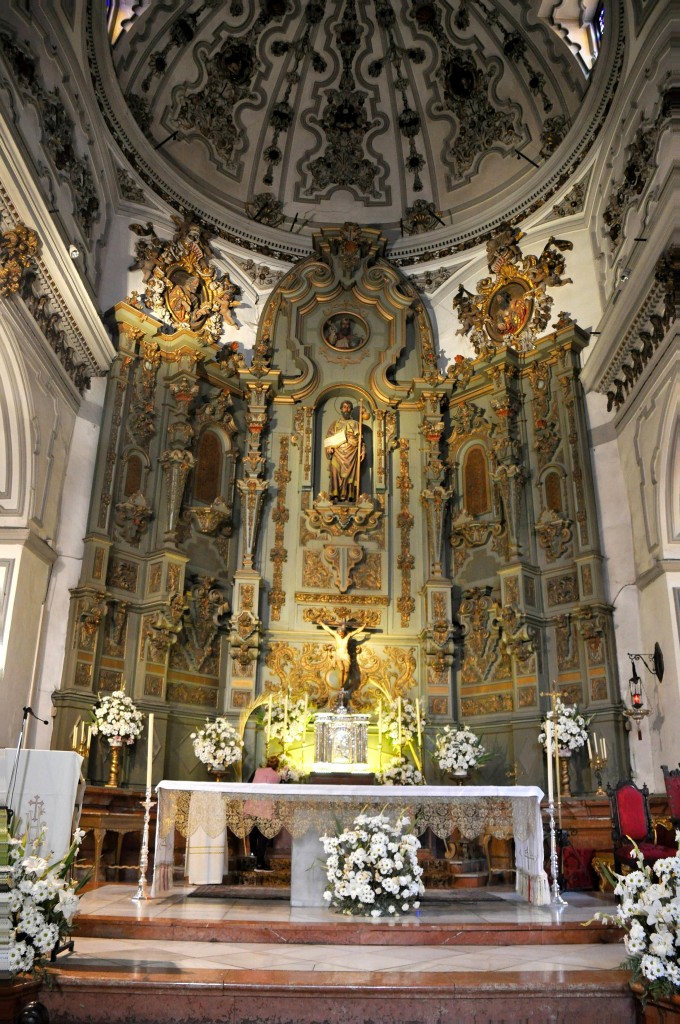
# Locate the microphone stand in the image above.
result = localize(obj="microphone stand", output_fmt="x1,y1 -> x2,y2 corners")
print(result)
4,705 -> 51,823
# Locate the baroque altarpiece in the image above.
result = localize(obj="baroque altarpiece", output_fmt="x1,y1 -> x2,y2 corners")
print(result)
52,221 -> 622,789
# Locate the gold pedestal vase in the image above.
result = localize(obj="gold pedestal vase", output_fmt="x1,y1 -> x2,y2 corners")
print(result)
558,750 -> 572,798
105,736 -> 124,788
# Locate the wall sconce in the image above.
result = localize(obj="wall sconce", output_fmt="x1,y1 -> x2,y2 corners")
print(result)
623,643 -> 664,739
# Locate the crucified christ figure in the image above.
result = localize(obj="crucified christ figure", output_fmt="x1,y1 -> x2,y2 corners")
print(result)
316,618 -> 367,702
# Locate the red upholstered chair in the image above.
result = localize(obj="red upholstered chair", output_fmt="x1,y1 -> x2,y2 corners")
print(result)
607,779 -> 676,873
661,764 -> 680,829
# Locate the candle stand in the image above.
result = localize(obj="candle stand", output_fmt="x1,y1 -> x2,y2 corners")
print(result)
547,797 -> 567,907
590,753 -> 608,795
132,787 -> 155,902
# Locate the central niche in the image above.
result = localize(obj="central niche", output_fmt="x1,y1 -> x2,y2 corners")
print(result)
314,393 -> 374,501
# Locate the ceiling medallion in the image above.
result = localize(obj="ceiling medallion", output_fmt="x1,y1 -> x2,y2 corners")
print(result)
452,223 -> 573,355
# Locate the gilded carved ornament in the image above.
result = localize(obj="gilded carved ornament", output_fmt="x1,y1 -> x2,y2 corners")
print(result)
115,490 -> 153,545
303,493 -> 383,540
0,221 -> 39,296
452,226 -> 573,355
534,507 -> 572,562
129,217 -> 240,343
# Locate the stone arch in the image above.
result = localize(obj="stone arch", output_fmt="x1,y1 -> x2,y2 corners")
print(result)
0,326 -> 33,524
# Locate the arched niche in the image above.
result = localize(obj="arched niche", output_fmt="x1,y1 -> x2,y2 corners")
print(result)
313,392 -> 375,501
190,426 -> 236,506
462,444 -> 491,517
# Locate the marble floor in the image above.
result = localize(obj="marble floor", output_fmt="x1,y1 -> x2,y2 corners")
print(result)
65,883 -> 626,977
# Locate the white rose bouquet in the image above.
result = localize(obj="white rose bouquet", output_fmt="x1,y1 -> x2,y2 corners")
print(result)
321,811 -> 424,918
8,826 -> 86,976
591,835 -> 680,1004
375,756 -> 425,786
91,688 -> 144,744
434,724 -> 487,774
191,717 -> 243,769
539,698 -> 590,752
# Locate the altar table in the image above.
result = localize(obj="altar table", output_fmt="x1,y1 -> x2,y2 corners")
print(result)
151,782 -> 550,905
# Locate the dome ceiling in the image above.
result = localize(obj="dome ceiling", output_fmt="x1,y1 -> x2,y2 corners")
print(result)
108,0 -> 592,252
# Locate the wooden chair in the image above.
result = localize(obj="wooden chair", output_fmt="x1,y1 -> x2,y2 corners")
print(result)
661,764 -> 680,829
607,778 -> 676,873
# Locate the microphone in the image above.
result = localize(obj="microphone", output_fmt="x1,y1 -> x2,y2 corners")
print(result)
23,706 -> 49,726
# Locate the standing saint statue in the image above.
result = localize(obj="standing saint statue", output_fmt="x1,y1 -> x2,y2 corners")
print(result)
324,400 -> 366,504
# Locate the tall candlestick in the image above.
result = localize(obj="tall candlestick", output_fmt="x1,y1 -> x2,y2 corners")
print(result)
146,713 -> 154,790
397,697 -> 402,751
545,720 -> 554,803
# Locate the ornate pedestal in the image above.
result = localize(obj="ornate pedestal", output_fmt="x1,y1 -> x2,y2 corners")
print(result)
313,709 -> 370,772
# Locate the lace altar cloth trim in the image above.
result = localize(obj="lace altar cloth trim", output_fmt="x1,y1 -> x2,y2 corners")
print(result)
160,792 -> 527,842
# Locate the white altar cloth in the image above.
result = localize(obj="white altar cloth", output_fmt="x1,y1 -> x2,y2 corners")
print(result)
0,749 -> 83,861
151,782 -> 550,905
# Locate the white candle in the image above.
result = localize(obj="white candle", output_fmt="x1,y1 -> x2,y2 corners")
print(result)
397,697 -> 402,750
587,736 -> 592,759
266,695 -> 272,742
87,725 -> 92,750
592,731 -> 598,757
146,713 -> 154,790
72,723 -> 78,750
545,720 -> 554,803
601,736 -> 606,759
416,698 -> 422,746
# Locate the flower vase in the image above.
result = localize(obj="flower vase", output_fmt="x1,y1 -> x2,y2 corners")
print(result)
451,770 -> 469,786
630,983 -> 680,1022
208,763 -> 225,783
105,736 -> 124,788
558,749 -> 572,798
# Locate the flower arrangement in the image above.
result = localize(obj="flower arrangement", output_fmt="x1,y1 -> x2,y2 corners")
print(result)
320,811 -> 424,917
434,724 -> 487,775
375,756 -> 425,786
8,826 -> 86,976
538,698 -> 590,753
91,688 -> 144,744
591,835 -> 680,1004
379,698 -> 422,748
191,717 -> 243,769
266,695 -> 309,746
277,753 -> 307,784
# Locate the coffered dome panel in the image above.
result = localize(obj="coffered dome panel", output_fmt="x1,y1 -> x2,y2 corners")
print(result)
108,0 -> 596,249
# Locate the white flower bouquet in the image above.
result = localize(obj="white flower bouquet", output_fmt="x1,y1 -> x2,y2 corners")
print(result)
375,756 -> 425,786
379,698 -> 423,748
434,724 -> 487,774
91,688 -> 144,744
191,716 -> 243,769
8,826 -> 86,976
539,698 -> 590,753
320,811 -> 424,918
592,835 -> 680,1004
277,753 -> 307,783
267,696 -> 309,745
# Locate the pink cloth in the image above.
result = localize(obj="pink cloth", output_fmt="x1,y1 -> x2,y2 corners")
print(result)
243,766 -> 280,818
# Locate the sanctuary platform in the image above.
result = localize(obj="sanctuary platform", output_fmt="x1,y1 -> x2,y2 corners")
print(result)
30,881 -> 637,1024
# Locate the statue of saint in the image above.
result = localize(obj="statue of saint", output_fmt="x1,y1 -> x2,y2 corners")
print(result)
324,400 -> 366,503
